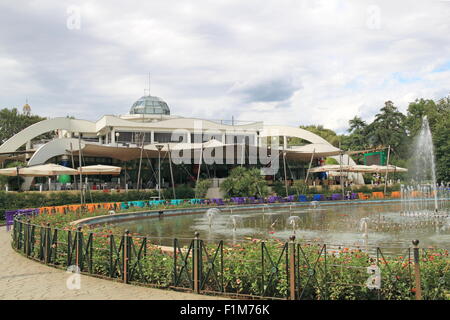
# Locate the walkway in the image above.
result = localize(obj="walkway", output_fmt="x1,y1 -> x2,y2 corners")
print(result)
0,227 -> 223,300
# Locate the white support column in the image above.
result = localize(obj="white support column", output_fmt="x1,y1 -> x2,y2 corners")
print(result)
111,128 -> 115,144
151,131 -> 155,144
283,135 -> 288,149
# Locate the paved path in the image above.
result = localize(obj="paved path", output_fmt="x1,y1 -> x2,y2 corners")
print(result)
0,227 -> 223,300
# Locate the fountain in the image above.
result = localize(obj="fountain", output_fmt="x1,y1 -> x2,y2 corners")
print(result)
230,215 -> 243,232
359,218 -> 369,238
310,201 -> 319,209
205,208 -> 221,229
402,116 -> 449,217
287,216 -> 301,235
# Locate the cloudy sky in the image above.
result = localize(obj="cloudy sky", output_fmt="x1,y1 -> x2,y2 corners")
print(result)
1,0 -> 449,133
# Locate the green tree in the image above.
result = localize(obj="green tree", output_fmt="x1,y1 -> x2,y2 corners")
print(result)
404,99 -> 439,137
433,98 -> 450,182
0,161 -> 26,191
195,179 -> 211,198
220,167 -> 269,198
345,116 -> 368,151
299,125 -> 341,147
366,101 -> 408,159
0,107 -> 49,146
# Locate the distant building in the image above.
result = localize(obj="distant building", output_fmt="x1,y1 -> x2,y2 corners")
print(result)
0,94 -> 362,190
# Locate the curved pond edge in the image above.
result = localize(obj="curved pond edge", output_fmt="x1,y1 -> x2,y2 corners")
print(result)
71,198 -> 406,227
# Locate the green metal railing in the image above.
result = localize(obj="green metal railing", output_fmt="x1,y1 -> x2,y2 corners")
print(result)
10,218 -> 450,300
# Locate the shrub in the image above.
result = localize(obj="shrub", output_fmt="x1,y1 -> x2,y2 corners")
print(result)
195,179 -> 211,198
163,184 -> 195,199
220,167 -> 269,198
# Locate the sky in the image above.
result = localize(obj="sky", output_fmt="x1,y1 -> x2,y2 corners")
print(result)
0,0 -> 449,134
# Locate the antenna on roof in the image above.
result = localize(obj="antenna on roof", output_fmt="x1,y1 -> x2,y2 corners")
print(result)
143,73 -> 151,96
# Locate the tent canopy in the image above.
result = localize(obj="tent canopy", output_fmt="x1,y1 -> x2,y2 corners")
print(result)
309,164 -> 407,174
0,167 -> 20,176
78,164 -> 121,175
69,141 -> 343,162
308,164 -> 351,173
0,164 -> 79,177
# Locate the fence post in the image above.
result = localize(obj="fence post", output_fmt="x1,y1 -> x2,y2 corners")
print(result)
23,220 -> 29,255
109,234 -> 113,278
44,223 -> 51,264
193,232 -> 200,294
13,220 -> 17,248
26,220 -> 32,257
76,226 -> 83,269
412,239 -> 422,300
18,220 -> 23,250
289,235 -> 296,300
123,230 -> 130,284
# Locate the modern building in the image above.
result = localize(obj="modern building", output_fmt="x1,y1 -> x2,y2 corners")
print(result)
0,95 -> 362,190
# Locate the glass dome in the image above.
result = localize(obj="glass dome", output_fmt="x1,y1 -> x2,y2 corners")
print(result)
129,95 -> 170,115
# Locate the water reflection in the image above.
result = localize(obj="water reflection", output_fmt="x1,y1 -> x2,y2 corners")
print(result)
111,202 -> 450,249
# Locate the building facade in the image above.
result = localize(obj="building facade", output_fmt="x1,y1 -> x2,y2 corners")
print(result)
0,95 -> 362,190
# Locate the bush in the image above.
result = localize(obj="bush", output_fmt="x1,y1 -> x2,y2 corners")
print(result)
195,179 -> 211,198
220,167 -> 269,198
0,190 -> 159,221
163,184 -> 195,199
272,180 -> 295,197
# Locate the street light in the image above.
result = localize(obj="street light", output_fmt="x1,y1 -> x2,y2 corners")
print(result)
156,144 -> 164,200
16,166 -> 22,192
115,132 -> 120,148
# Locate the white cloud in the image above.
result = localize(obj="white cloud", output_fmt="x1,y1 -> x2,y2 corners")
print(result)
0,0 -> 449,133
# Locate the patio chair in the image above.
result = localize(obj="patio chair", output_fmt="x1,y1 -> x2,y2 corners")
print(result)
286,195 -> 295,202
390,191 -> 400,198
313,194 -> 325,201
331,193 -> 342,201
133,201 -> 145,208
372,192 -> 384,199
357,193 -> 369,200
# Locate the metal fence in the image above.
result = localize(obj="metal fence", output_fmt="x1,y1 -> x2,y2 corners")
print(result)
11,218 -> 449,300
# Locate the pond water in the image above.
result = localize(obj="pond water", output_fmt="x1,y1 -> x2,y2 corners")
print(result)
110,201 -> 450,250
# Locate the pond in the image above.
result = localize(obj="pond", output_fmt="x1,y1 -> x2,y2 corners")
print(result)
109,201 -> 450,250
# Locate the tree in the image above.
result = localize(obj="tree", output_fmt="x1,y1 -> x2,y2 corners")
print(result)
345,116 -> 368,151
195,179 -> 211,198
432,98 -> 450,182
404,99 -> 439,137
220,167 -> 269,198
0,161 -> 26,191
299,125 -> 341,147
0,108 -> 49,146
366,101 -> 408,158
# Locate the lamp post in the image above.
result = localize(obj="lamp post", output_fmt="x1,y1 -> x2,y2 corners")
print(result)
156,144 -> 164,199
16,166 -> 21,192
115,132 -> 120,148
